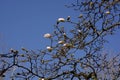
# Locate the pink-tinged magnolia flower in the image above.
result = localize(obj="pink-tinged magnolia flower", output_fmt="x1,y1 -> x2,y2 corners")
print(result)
44,33 -> 52,38
58,18 -> 65,22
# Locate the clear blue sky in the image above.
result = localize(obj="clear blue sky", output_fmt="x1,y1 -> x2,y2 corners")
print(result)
0,0 -> 120,53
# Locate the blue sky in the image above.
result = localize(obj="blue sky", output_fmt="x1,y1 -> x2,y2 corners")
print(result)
0,0 -> 120,53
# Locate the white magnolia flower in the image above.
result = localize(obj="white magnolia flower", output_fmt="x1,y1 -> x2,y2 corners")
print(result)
77,29 -> 82,33
39,78 -> 45,80
46,46 -> 53,52
39,78 -> 49,80
105,11 -> 110,14
63,33 -> 66,36
41,78 -> 44,80
63,43 -> 74,48
58,18 -> 65,22
63,43 -> 70,47
63,43 -> 69,47
58,40 -> 64,44
44,33 -> 52,38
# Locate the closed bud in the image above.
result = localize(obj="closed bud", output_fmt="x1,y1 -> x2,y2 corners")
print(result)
58,40 -> 64,44
78,14 -> 83,18
105,11 -> 110,14
44,33 -> 52,38
46,46 -> 53,52
67,16 -> 70,21
57,18 -> 65,22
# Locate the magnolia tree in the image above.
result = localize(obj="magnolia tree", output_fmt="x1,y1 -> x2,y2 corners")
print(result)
0,0 -> 120,80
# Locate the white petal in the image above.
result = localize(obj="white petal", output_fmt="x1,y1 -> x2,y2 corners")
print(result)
44,33 -> 52,38
105,11 -> 110,14
46,46 -> 53,51
58,40 -> 64,44
58,18 -> 65,22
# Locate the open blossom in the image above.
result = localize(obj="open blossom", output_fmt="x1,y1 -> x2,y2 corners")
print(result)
58,18 -> 65,22
44,33 -> 52,38
105,11 -> 110,14
46,46 -> 53,52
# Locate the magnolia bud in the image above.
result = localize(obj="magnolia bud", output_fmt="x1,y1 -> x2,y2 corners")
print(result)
57,18 -> 65,22
44,33 -> 52,38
